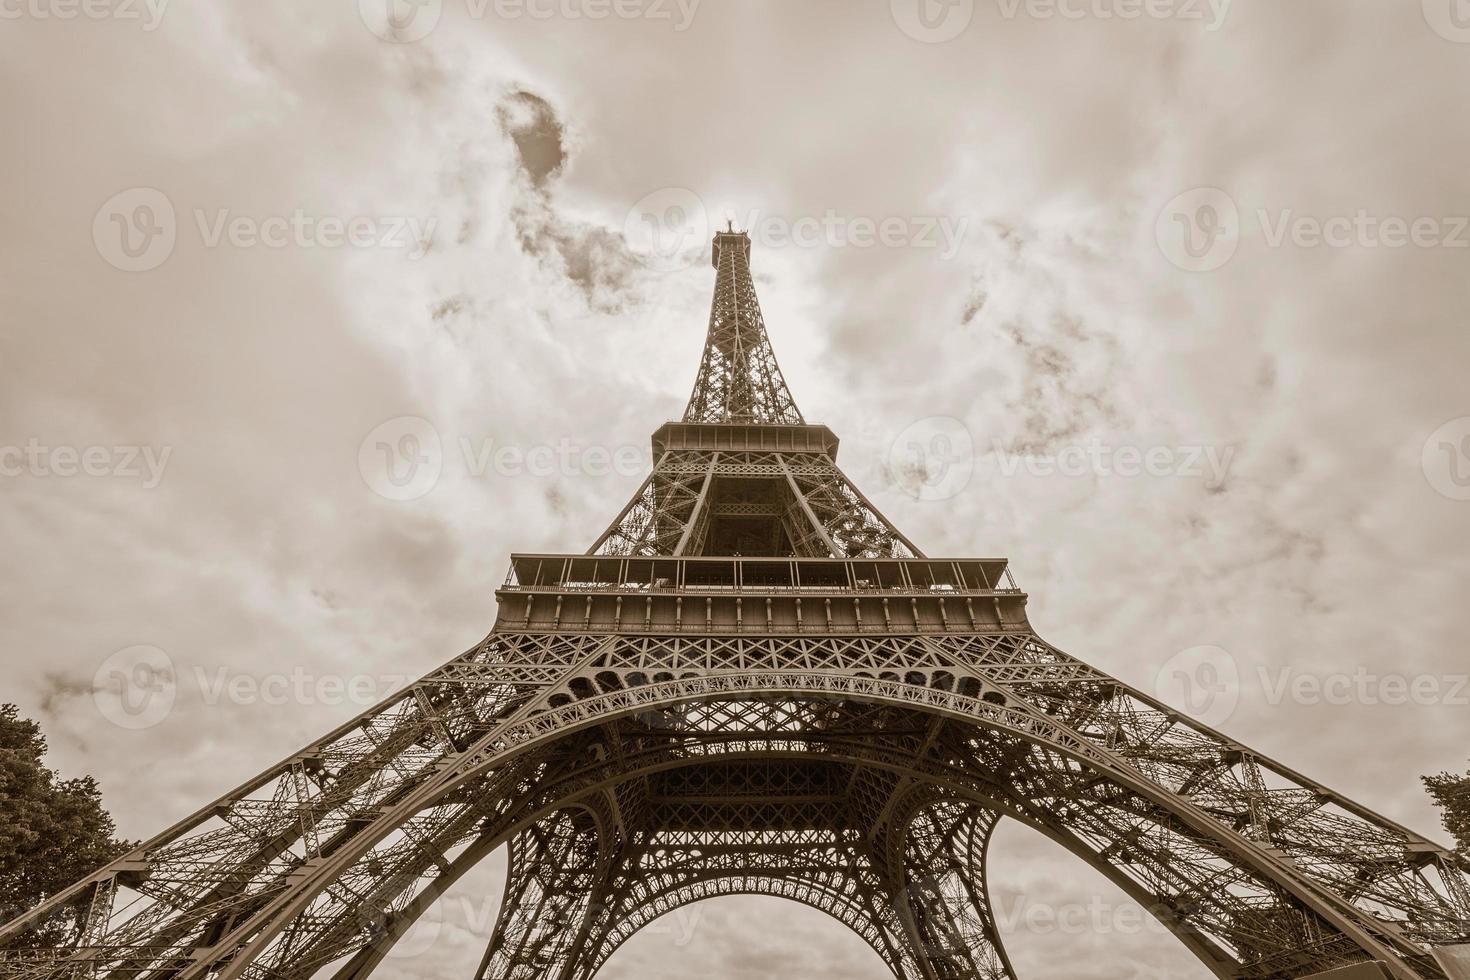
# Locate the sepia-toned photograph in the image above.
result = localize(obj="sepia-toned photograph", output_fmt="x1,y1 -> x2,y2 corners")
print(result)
2,2 -> 1469,978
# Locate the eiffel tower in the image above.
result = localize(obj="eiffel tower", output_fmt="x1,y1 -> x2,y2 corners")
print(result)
4,228 -> 1469,980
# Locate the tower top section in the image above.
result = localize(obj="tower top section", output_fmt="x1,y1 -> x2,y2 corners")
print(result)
711,225 -> 751,269
684,226 -> 804,426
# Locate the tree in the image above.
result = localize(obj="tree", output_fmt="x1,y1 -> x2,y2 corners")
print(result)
0,703 -> 132,947
1423,761 -> 1470,854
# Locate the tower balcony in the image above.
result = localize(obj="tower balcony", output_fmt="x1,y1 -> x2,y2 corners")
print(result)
651,421 -> 840,458
494,554 -> 1029,635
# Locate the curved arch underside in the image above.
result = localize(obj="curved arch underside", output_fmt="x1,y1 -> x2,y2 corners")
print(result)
5,630 -> 1469,980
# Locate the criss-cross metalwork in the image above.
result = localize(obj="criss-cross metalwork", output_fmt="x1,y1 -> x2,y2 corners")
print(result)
3,230 -> 1468,980
683,229 -> 803,426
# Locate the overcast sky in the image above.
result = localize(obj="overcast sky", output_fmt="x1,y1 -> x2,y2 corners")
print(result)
4,1 -> 1470,977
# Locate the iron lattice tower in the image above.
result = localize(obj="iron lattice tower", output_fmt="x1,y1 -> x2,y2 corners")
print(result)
5,230 -> 1469,980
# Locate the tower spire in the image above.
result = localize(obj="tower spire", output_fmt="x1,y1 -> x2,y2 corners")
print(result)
683,228 -> 804,425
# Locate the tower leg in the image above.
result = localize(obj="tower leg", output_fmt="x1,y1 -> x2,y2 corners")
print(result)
476,807 -> 613,980
885,800 -> 1016,980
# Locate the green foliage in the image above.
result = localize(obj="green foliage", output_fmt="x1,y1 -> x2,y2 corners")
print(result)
0,703 -> 132,947
1423,762 -> 1470,854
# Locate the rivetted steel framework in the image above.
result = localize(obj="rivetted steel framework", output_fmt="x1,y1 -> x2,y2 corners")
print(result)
4,229 -> 1468,980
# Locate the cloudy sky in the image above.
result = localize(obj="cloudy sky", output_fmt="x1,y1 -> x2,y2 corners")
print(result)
3,1 -> 1470,976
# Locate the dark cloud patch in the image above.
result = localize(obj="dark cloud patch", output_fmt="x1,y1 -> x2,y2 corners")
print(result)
497,90 -> 566,188
431,295 -> 466,322
542,222 -> 641,310
961,287 -> 987,325
488,89 -> 645,312
39,671 -> 91,720
507,196 -> 643,314
544,485 -> 568,519
997,316 -> 1124,452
